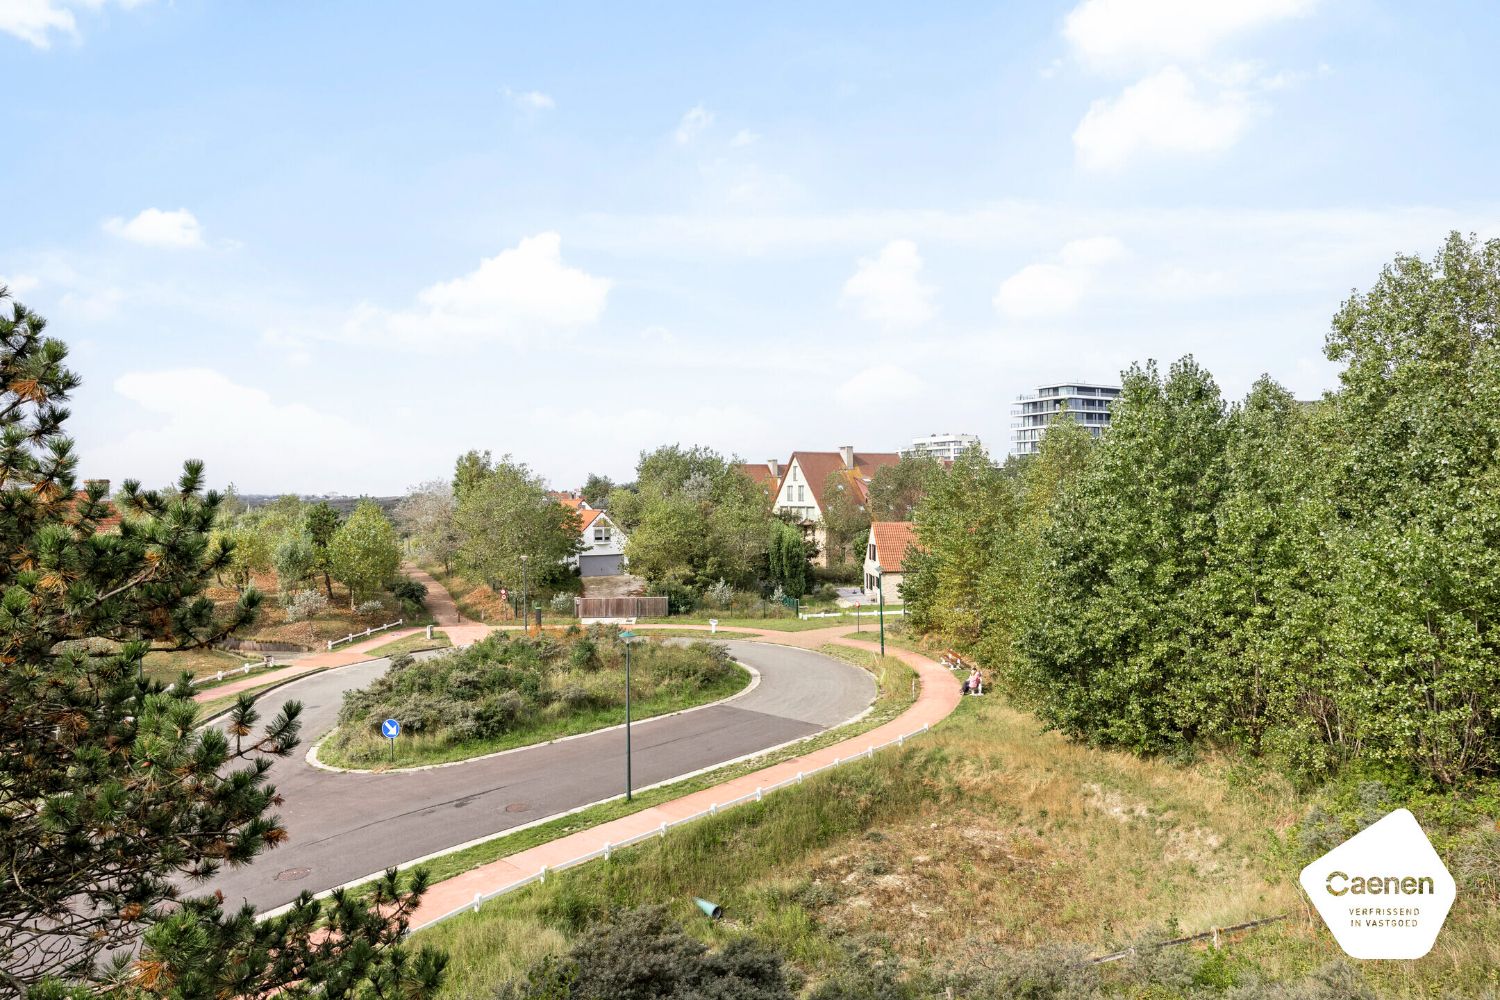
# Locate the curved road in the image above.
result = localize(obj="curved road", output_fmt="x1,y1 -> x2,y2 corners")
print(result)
207,640 -> 875,913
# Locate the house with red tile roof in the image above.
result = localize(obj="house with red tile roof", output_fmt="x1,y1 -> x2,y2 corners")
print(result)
864,520 -> 917,598
770,447 -> 900,566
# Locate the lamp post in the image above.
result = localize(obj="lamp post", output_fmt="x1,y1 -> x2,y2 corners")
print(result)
619,629 -> 639,801
519,554 -> 529,629
874,562 -> 885,658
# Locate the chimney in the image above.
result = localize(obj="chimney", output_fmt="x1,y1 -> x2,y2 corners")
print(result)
839,446 -> 854,470
767,458 -> 780,479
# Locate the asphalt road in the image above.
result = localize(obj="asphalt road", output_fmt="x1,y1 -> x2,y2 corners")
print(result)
204,640 -> 875,913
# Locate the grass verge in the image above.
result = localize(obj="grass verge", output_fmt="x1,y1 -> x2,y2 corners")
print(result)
364,630 -> 452,658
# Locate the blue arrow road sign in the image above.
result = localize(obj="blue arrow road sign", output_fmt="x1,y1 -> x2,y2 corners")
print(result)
382,718 -> 401,739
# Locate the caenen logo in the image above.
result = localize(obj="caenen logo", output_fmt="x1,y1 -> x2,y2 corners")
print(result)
1299,809 -> 1456,959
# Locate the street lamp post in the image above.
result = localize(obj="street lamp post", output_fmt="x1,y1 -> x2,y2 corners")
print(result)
519,555 -> 529,630
875,563 -> 885,658
619,630 -> 638,801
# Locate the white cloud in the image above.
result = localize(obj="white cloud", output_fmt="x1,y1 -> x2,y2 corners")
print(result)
505,88 -> 555,111
2,0 -> 151,48
730,129 -> 760,147
1,273 -> 41,298
1073,67 -> 1255,170
841,239 -> 935,329
835,364 -> 926,406
674,104 -> 714,145
994,236 -> 1124,319
1063,0 -> 1318,67
102,207 -> 204,248
109,368 -> 379,491
336,232 -> 611,348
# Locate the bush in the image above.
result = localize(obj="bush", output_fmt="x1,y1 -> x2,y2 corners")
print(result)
356,598 -> 388,617
650,579 -> 698,615
550,592 -> 576,615
703,578 -> 733,609
498,906 -> 799,1000
325,631 -> 739,765
387,578 -> 427,605
282,589 -> 329,623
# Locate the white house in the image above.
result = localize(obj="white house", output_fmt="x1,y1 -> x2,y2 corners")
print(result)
770,446 -> 900,565
572,508 -> 627,577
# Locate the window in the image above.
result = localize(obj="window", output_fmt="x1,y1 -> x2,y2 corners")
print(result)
867,542 -> 876,560
594,526 -> 610,542
798,485 -> 806,501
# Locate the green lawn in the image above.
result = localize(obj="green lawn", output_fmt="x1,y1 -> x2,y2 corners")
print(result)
363,630 -> 453,658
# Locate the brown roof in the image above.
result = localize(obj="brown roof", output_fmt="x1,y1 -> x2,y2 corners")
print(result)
736,462 -> 780,499
869,521 -> 917,573
548,491 -> 589,510
578,509 -> 607,532
791,451 -> 900,511
67,488 -> 122,533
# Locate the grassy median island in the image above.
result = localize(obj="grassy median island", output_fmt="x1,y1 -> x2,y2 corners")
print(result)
317,629 -> 750,769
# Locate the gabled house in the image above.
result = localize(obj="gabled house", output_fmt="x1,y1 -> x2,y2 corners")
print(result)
864,520 -> 916,598
771,446 -> 900,565
571,508 -> 628,577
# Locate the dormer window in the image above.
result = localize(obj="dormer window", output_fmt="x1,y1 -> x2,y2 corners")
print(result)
594,526 -> 610,542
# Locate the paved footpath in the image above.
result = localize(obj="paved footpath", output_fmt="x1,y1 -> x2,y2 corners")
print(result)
194,566 -> 488,707
406,630 -> 961,930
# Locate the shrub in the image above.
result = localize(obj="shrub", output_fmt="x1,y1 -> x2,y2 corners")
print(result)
550,592 -> 576,615
283,589 -> 329,623
356,598 -> 388,617
498,906 -> 798,1000
703,578 -> 733,609
649,579 -> 698,615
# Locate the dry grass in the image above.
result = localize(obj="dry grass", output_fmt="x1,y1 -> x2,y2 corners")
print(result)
413,685 -> 1500,997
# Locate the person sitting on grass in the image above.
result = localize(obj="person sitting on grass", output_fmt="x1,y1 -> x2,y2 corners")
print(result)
967,668 -> 983,696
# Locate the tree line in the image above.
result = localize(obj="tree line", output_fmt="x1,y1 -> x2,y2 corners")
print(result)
904,233 -> 1500,787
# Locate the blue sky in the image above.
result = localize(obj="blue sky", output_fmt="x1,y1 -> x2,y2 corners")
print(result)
3,0 -> 1498,495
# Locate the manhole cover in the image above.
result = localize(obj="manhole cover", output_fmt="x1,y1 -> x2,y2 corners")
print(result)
505,802 -> 529,813
275,867 -> 313,882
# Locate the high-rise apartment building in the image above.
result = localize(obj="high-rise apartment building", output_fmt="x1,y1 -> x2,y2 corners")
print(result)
1012,383 -> 1121,455
906,432 -> 981,462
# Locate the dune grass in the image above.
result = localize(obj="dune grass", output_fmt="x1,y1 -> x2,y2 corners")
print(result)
412,679 -> 1500,999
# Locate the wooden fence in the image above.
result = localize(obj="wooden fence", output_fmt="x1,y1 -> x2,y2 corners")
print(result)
574,596 -> 669,619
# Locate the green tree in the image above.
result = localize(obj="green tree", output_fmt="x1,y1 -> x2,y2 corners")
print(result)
622,445 -> 775,590
304,500 -> 342,599
397,478 -> 459,572
328,500 -> 402,609
1019,358 -> 1228,752
767,520 -> 810,598
273,531 -> 317,593
867,454 -> 943,521
0,288 -> 444,995
219,515 -> 274,592
452,455 -> 581,595
1316,232 -> 1500,783
819,471 -> 870,567
580,472 -> 615,508
452,448 -> 494,502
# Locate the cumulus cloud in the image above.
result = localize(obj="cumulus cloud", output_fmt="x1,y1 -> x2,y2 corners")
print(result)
505,88 -> 555,111
835,364 -> 927,406
674,104 -> 714,144
1063,0 -> 1318,67
841,239 -> 935,329
102,208 -> 205,249
1,0 -> 150,47
1,273 -> 41,298
994,236 -> 1124,318
1073,67 -> 1255,170
730,129 -> 760,147
336,232 -> 611,348
109,368 -> 379,491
